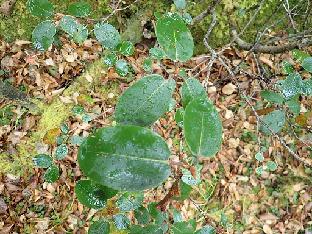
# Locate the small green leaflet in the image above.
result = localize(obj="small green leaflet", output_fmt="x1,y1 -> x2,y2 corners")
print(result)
175,108 -> 184,128
32,20 -> 56,51
181,166 -> 201,186
103,53 -> 117,67
184,97 -> 222,157
68,1 -> 91,17
27,0 -> 54,18
117,192 -> 144,211
94,23 -> 121,50
44,164 -> 60,183
174,0 -> 187,9
281,61 -> 294,74
302,79 -> 312,96
266,161 -> 277,171
172,220 -> 196,234
285,95 -> 300,115
129,224 -> 163,234
195,225 -> 216,234
256,166 -> 263,175
181,78 -> 206,107
115,74 -> 176,126
117,41 -> 135,56
59,16 -> 88,44
33,154 -> 53,168
182,12 -> 193,24
255,152 -> 264,162
113,214 -> 130,230
88,219 -> 110,234
173,209 -> 183,222
115,59 -> 129,76
260,110 -> 286,135
292,49 -> 310,63
278,73 -> 303,100
156,13 -> 194,62
134,206 -> 150,225
302,57 -> 312,73
55,144 -> 68,160
260,90 -> 284,104
75,180 -> 117,209
149,47 -> 165,60
143,58 -> 153,72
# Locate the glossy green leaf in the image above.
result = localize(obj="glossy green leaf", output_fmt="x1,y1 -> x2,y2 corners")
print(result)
60,123 -> 69,134
68,1 -> 91,17
174,0 -> 186,9
184,97 -> 222,157
172,220 -> 196,234
281,61 -> 294,74
33,154 -> 53,168
113,214 -> 130,230
103,53 -> 117,67
149,47 -> 165,60
94,23 -> 121,50
88,219 -> 110,234
256,166 -> 263,176
156,13 -> 194,62
75,179 -> 117,209
302,57 -> 312,73
117,192 -> 144,211
130,224 -> 163,234
175,108 -> 184,128
27,0 -> 53,18
115,59 -> 129,76
32,20 -> 56,51
285,95 -> 300,115
292,49 -> 310,63
143,58 -> 153,72
266,161 -> 277,171
44,164 -> 59,183
278,73 -> 303,100
60,16 -> 88,44
255,152 -> 264,162
117,41 -> 135,56
260,110 -> 285,135
302,79 -> 312,96
181,78 -> 206,107
78,125 -> 171,191
115,74 -> 176,126
134,206 -> 150,225
260,90 -> 284,104
55,144 -> 68,160
195,225 -> 216,234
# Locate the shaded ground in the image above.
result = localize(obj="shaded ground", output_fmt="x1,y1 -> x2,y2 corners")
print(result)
0,36 -> 312,233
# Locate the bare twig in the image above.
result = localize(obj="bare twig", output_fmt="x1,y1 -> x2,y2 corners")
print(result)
192,0 -> 221,25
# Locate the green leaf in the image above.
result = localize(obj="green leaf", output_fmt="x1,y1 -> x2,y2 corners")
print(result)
156,13 -> 194,62
195,225 -> 216,234
59,16 -> 88,44
70,135 -> 85,145
302,57 -> 312,73
181,78 -> 206,107
147,202 -> 168,229
143,58 -> 153,72
292,49 -> 310,63
94,23 -> 121,50
55,144 -> 68,160
260,110 -> 285,135
68,1 -> 91,17
182,12 -> 192,24
60,123 -> 69,134
115,74 -> 176,126
174,0 -> 187,9
256,166 -> 263,176
278,73 -> 303,100
88,219 -> 110,234
113,214 -> 130,230
117,192 -> 144,211
72,105 -> 84,115
173,209 -> 183,222
172,220 -> 196,234
130,224 -> 163,234
175,108 -> 184,128
103,53 -> 117,67
117,41 -> 135,56
281,61 -> 294,74
149,47 -> 165,60
255,152 -> 264,162
181,166 -> 201,186
115,59 -> 129,76
134,206 -> 150,225
75,179 -> 117,209
302,79 -> 312,96
285,95 -> 300,115
44,164 -> 60,183
27,0 -> 53,18
78,125 -> 171,191
266,161 -> 277,171
184,97 -> 222,157
174,181 -> 192,200
33,154 -> 53,168
260,90 -> 284,104
32,20 -> 56,51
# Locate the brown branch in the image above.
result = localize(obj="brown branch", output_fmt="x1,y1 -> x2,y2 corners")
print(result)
231,29 -> 312,54
192,0 -> 221,25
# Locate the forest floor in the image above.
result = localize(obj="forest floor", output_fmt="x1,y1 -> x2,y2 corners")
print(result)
0,37 -> 312,234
